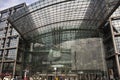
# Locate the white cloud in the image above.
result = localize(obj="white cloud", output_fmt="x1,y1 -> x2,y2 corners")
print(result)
0,0 -> 39,11
0,0 -> 23,11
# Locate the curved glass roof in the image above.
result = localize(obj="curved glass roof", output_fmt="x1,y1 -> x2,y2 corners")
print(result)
8,0 -> 120,42
6,0 -> 120,74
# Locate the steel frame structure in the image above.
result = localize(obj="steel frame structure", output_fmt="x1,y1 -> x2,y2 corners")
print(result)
0,0 -> 120,79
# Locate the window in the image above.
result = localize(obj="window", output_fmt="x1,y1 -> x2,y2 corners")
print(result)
7,49 -> 17,60
1,12 -> 9,19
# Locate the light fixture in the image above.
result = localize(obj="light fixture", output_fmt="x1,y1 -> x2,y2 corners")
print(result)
54,67 -> 57,71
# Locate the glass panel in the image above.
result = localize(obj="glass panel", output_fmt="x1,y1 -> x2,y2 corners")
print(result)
7,28 -> 12,36
9,37 -> 18,47
112,20 -> 120,32
4,49 -> 17,60
115,37 -> 120,53
0,39 -> 4,49
0,50 -> 3,60
2,63 -> 14,74
8,0 -> 120,40
0,21 -> 7,29
17,51 -> 23,62
12,28 -> 18,35
1,12 -> 9,19
111,4 -> 120,17
27,38 -> 107,78
107,58 -> 118,78
15,64 -> 22,76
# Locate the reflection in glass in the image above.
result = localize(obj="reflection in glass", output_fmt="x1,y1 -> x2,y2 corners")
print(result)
28,38 -> 107,77
2,63 -> 14,73
4,49 -> 17,60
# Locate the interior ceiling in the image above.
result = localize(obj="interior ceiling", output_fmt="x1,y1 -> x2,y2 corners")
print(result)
8,0 -> 120,42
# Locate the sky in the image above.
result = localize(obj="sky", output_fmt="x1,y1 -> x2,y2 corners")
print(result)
0,0 -> 39,11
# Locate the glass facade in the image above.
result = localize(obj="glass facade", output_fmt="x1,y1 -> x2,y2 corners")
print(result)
8,0 -> 120,40
0,0 -> 120,80
102,5 -> 120,79
0,3 -> 26,79
25,38 -> 107,80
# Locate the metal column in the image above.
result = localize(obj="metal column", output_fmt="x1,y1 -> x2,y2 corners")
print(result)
109,18 -> 120,78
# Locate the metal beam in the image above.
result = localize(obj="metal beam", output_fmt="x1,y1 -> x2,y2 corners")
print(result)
10,0 -> 75,23
99,0 -> 120,29
109,18 -> 120,78
27,28 -> 97,42
111,16 -> 120,20
21,19 -> 98,36
7,19 -> 27,42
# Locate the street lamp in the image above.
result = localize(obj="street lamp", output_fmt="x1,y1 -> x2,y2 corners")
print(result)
54,67 -> 57,80
54,67 -> 57,71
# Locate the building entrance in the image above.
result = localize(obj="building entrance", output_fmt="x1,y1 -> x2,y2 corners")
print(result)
31,72 -> 107,80
31,73 -> 77,80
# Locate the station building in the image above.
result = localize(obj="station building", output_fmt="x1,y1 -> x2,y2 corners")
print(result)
0,0 -> 120,80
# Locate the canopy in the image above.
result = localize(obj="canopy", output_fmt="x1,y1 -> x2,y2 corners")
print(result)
8,0 -> 120,43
